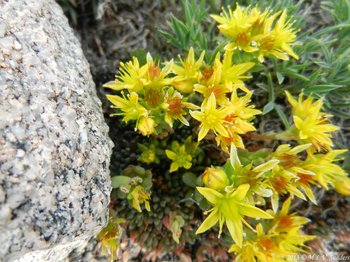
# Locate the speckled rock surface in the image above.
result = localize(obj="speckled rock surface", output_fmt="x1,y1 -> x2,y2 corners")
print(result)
0,0 -> 113,261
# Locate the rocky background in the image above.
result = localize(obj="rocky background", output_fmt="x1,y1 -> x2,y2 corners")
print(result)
0,0 -> 113,261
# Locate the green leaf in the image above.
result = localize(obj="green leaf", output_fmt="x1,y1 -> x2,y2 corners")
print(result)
276,72 -> 285,84
274,104 -> 291,129
224,159 -> 234,177
142,172 -> 153,190
281,68 -> 310,81
130,49 -> 148,65
262,101 -> 275,115
194,188 -> 204,202
266,73 -> 275,102
111,176 -> 131,188
305,84 -> 343,94
158,30 -> 182,49
182,172 -> 197,188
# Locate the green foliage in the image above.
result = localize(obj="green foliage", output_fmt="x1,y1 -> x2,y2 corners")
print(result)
159,0 -> 225,62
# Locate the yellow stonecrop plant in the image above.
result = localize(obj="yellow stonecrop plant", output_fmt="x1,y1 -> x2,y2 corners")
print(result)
104,3 -> 350,261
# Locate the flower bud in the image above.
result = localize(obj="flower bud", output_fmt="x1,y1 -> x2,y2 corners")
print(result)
137,117 -> 155,136
202,167 -> 229,191
334,176 -> 350,196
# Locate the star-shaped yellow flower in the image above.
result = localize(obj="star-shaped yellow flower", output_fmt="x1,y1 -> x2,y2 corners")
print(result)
285,91 -> 339,151
171,47 -> 205,93
196,184 -> 273,247
165,141 -> 192,172
190,93 -> 231,141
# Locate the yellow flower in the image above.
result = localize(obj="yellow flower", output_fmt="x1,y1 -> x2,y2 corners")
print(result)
195,58 -> 232,105
226,89 -> 261,120
165,141 -> 192,172
229,224 -> 291,262
128,185 -> 151,212
163,88 -> 199,128
171,47 -> 205,93
104,57 -> 147,92
271,198 -> 315,254
97,217 -> 125,262
271,197 -> 310,233
215,133 -> 245,152
271,143 -> 317,204
220,50 -> 255,92
255,10 -> 299,62
227,144 -> 280,202
138,143 -> 159,164
285,91 -> 339,151
196,184 -> 273,247
195,51 -> 254,105
334,176 -> 350,196
190,93 -> 231,141
211,4 -> 261,53
105,53 -> 173,94
215,91 -> 261,152
143,53 -> 173,87
211,4 -> 299,62
230,199 -> 314,261
107,92 -> 147,122
302,149 -> 348,190
268,166 -> 306,213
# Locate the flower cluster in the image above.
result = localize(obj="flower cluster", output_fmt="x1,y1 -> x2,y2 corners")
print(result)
212,4 -> 299,62
104,3 -> 350,261
229,198 -> 314,262
195,90 -> 349,258
105,48 -> 260,151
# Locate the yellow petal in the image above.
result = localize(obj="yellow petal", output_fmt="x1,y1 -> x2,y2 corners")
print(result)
334,176 -> 350,196
165,150 -> 177,160
184,162 -> 192,169
170,163 -> 179,172
106,94 -> 124,107
103,81 -> 122,90
301,186 -> 317,205
285,91 -> 298,108
321,124 -> 339,132
271,193 -> 279,213
280,197 -> 291,215
145,201 -> 151,212
230,144 -> 242,168
178,115 -> 189,126
215,123 -> 229,137
232,184 -> 250,201
288,185 -> 306,200
207,93 -> 217,110
226,218 -> 243,248
253,159 -> 280,173
289,143 -> 312,155
196,208 -> 219,234
239,204 -> 273,219
293,116 -> 306,132
198,126 -> 209,141
190,110 -> 204,122
196,187 -> 224,205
